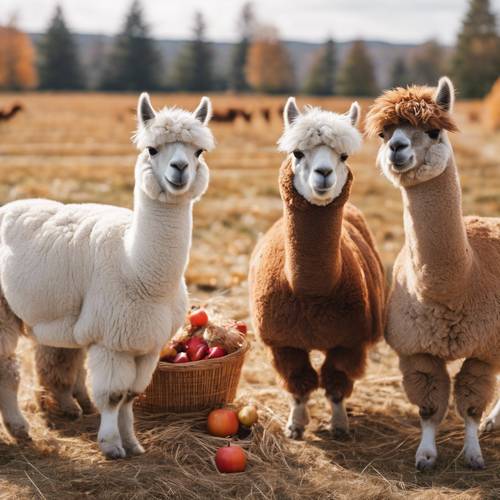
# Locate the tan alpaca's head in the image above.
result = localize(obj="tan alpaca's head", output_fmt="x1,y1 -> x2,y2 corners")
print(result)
278,97 -> 362,206
133,93 -> 214,202
366,77 -> 458,188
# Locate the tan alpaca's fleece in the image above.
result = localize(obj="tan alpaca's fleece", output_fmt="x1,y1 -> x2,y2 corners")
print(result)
365,85 -> 459,137
249,157 -> 385,373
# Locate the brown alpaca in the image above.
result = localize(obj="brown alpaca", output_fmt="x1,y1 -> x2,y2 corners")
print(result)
249,98 -> 385,438
366,77 -> 500,470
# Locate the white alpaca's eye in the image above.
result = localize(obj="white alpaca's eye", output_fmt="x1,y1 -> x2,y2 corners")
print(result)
195,149 -> 204,158
340,153 -> 348,162
293,150 -> 304,160
147,146 -> 158,156
426,129 -> 440,140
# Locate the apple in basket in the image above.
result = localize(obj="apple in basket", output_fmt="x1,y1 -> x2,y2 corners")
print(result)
207,409 -> 239,437
186,336 -> 208,360
215,444 -> 247,473
189,309 -> 209,328
206,346 -> 227,359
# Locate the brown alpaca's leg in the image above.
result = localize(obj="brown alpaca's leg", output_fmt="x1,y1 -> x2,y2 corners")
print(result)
320,346 -> 366,436
399,353 -> 450,471
271,346 -> 319,439
454,358 -> 496,469
35,345 -> 89,419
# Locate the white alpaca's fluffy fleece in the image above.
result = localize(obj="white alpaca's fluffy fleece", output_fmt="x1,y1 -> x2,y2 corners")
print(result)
278,107 -> 362,155
133,107 -> 215,151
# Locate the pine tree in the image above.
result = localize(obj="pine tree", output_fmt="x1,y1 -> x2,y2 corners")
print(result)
411,40 -> 444,85
389,57 -> 412,88
173,11 -> 214,91
229,2 -> 255,91
304,38 -> 336,95
245,25 -> 295,94
38,5 -> 83,89
337,40 -> 378,96
100,0 -> 161,91
452,0 -> 500,97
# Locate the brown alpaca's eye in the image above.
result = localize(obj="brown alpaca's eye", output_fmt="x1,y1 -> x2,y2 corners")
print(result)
147,146 -> 158,156
378,132 -> 385,139
340,153 -> 348,162
293,150 -> 304,160
195,149 -> 204,158
426,129 -> 440,139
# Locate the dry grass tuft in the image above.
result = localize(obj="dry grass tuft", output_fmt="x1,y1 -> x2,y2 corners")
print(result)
0,93 -> 499,499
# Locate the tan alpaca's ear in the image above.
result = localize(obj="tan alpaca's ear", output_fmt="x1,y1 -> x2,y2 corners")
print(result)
193,96 -> 212,125
346,101 -> 360,127
137,92 -> 156,126
435,77 -> 455,113
284,97 -> 300,128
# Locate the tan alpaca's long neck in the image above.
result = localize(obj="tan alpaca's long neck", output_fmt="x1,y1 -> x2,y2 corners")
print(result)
401,155 -> 472,301
280,159 -> 348,296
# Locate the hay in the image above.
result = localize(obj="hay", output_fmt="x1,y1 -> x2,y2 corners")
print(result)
484,78 -> 500,131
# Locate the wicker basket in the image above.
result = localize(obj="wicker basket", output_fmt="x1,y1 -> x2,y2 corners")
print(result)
135,339 -> 249,413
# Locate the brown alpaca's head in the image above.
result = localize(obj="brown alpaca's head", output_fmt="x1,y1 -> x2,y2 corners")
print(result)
366,77 -> 458,188
278,97 -> 362,206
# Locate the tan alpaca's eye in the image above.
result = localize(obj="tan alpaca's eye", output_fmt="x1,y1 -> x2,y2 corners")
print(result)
195,149 -> 204,158
426,129 -> 440,140
378,131 -> 385,139
340,153 -> 348,162
147,146 -> 158,156
293,150 -> 304,160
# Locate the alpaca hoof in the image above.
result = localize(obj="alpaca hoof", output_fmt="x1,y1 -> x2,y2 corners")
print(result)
285,425 -> 304,440
100,440 -> 126,460
6,420 -> 31,441
124,441 -> 145,457
331,427 -> 350,440
416,450 -> 437,471
480,418 -> 496,434
78,400 -> 97,416
60,404 -> 83,420
465,453 -> 485,470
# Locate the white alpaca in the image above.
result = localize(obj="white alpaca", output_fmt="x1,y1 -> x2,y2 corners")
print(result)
0,94 -> 214,458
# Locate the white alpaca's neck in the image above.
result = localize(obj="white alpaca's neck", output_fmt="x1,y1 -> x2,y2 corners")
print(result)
124,187 -> 192,298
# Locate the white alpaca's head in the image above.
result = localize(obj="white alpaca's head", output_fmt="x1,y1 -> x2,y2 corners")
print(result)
367,77 -> 458,188
133,93 -> 214,203
278,97 -> 362,206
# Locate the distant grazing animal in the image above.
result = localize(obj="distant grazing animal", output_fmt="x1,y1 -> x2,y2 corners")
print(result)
249,98 -> 385,439
0,103 -> 23,122
211,108 -> 238,123
238,109 -> 252,123
366,77 -> 500,470
0,94 -> 214,459
261,108 -> 271,123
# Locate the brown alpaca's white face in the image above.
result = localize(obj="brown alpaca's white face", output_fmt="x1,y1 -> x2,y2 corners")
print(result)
377,77 -> 455,188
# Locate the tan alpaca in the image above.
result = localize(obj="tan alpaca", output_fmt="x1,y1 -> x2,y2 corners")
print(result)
366,77 -> 500,470
249,99 -> 385,439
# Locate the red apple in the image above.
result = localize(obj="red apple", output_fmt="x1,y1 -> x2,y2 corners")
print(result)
207,409 -> 239,437
186,336 -> 208,359
173,352 -> 189,363
206,346 -> 226,359
190,343 -> 209,361
172,340 -> 187,353
159,344 -> 177,361
235,321 -> 247,335
189,309 -> 209,328
215,444 -> 247,473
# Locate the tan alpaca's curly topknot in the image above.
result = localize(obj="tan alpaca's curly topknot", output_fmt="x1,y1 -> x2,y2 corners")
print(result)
365,85 -> 459,137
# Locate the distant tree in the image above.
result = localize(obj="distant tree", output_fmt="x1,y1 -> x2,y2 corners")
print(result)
410,40 -> 445,85
245,25 -> 295,93
173,11 -> 214,91
337,40 -> 378,96
100,0 -> 161,91
38,5 -> 84,90
303,38 -> 336,95
0,18 -> 37,90
229,2 -> 255,91
389,57 -> 412,88
452,0 -> 500,98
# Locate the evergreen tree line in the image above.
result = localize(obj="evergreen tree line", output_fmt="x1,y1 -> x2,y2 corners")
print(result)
2,0 -> 499,98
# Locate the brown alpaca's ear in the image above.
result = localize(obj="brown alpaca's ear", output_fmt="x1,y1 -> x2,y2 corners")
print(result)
435,77 -> 455,113
137,92 -> 156,126
284,97 -> 300,128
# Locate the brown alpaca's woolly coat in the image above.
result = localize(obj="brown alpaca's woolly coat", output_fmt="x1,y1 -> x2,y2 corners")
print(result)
249,159 -> 385,370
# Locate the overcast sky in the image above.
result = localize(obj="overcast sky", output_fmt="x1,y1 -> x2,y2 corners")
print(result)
2,0 -> 500,44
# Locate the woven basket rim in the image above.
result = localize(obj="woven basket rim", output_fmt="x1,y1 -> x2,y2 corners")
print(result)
156,338 -> 250,372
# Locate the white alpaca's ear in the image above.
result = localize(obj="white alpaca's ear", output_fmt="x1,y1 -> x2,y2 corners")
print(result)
284,97 -> 300,128
346,101 -> 360,127
138,92 -> 156,126
435,77 -> 454,112
193,96 -> 212,125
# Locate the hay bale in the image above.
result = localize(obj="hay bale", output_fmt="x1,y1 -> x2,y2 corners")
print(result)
484,78 -> 500,131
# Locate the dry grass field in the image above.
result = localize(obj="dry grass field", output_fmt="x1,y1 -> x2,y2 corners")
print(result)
0,92 -> 499,499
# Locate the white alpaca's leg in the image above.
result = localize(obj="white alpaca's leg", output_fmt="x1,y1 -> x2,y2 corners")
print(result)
33,317 -> 80,348
87,345 -> 136,459
118,353 -> 158,456
482,398 -> 500,432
